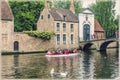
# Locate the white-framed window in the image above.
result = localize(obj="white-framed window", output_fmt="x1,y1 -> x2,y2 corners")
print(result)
63,23 -> 66,32
56,23 -> 60,31
41,15 -> 43,19
70,24 -> 74,32
71,34 -> 74,44
48,14 -> 50,19
63,34 -> 66,44
56,34 -> 60,45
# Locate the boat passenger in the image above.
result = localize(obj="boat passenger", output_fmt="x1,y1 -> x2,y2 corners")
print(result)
47,50 -> 52,55
73,49 -> 77,53
52,50 -> 56,54
59,50 -> 63,54
77,49 -> 81,53
69,49 -> 73,53
57,50 -> 59,54
65,49 -> 69,54
62,49 -> 65,54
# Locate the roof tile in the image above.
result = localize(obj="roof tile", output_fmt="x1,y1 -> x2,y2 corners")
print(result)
94,20 -> 104,32
1,0 -> 14,20
49,8 -> 78,23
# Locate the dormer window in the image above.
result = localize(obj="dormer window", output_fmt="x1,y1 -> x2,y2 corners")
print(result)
63,15 -> 66,21
48,14 -> 50,19
41,15 -> 43,19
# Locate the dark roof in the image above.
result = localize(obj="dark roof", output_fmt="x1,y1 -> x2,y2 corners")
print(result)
49,8 -> 78,23
1,0 -> 14,20
94,20 -> 104,32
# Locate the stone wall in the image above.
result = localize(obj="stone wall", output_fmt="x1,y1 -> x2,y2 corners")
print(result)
1,20 -> 14,52
13,32 -> 79,52
95,32 -> 105,39
13,32 -> 56,52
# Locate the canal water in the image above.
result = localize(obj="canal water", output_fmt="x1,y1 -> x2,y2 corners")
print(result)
2,49 -> 119,79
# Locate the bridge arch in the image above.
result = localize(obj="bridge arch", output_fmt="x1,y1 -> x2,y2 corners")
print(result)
83,42 -> 97,51
100,40 -> 118,51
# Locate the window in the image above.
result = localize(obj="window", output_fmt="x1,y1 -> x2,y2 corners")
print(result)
14,41 -> 19,51
70,24 -> 74,32
48,14 -> 50,19
56,34 -> 60,45
63,23 -> 66,31
41,15 -> 43,19
71,34 -> 74,44
2,34 -> 8,44
63,34 -> 66,44
56,23 -> 60,31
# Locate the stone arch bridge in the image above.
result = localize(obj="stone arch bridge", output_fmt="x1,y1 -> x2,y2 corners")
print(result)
79,38 -> 119,51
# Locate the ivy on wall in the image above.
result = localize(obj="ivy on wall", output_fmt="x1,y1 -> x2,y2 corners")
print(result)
24,31 -> 55,40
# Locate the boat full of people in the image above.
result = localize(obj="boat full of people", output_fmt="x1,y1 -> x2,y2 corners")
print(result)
45,49 -> 80,57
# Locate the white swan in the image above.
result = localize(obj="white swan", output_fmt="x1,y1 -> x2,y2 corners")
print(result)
50,68 -> 68,77
59,72 -> 68,77
50,68 -> 54,77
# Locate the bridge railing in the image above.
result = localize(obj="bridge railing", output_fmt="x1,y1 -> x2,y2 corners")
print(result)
79,38 -> 118,43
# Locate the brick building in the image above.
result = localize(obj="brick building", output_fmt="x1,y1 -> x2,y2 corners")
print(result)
37,0 -> 79,49
0,0 -> 105,52
78,8 -> 105,41
1,0 -> 14,52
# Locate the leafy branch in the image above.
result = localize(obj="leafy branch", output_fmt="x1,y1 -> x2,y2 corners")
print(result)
24,31 -> 55,40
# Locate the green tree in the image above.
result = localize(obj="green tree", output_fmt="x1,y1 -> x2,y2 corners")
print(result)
53,0 -> 82,14
90,0 -> 118,38
9,0 -> 44,32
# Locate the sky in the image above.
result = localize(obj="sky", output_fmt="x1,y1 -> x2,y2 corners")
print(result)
81,0 -> 120,15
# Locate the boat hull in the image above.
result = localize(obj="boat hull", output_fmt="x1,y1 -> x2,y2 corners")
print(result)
45,53 -> 80,57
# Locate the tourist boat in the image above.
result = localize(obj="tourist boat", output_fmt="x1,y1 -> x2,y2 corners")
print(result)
45,53 -> 80,57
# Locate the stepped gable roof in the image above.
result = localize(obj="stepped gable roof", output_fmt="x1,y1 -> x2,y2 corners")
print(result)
94,20 -> 104,32
1,0 -> 14,20
49,8 -> 78,22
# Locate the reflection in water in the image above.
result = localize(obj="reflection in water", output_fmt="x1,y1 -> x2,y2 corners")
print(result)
95,49 -> 119,78
13,54 -> 20,78
82,51 -> 95,79
56,57 -> 60,72
62,57 -> 66,72
69,57 -> 73,77
77,54 -> 83,79
2,49 -> 119,79
95,50 -> 112,78
100,51 -> 108,59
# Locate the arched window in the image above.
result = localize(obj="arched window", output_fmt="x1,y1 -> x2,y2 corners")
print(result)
14,41 -> 19,51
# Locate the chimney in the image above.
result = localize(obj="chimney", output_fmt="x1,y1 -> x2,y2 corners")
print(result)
70,0 -> 75,14
44,0 -> 52,8
44,0 -> 48,8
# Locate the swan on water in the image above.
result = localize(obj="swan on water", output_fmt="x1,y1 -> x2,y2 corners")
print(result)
50,68 -> 68,77
50,68 -> 54,77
